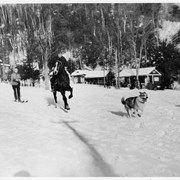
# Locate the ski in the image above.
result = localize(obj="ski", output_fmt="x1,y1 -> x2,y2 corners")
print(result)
14,100 -> 28,103
60,106 -> 69,112
20,100 -> 28,103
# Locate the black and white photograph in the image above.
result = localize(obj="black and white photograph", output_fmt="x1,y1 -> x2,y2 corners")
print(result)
0,1 -> 180,178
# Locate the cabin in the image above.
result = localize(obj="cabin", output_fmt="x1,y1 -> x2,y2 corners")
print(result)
71,70 -> 90,83
84,70 -> 109,85
120,67 -> 162,89
71,70 -> 109,85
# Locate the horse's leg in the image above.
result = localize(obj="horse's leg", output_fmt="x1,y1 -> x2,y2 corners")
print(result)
61,91 -> 70,110
68,87 -> 73,99
53,91 -> 58,108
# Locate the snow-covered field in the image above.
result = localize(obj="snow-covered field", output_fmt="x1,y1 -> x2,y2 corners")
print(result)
0,82 -> 180,177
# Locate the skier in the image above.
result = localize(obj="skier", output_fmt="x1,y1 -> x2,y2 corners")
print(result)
11,67 -> 22,102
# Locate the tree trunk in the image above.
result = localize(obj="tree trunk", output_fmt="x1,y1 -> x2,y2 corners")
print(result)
44,49 -> 49,90
79,54 -> 83,69
9,48 -> 16,69
119,29 -> 123,88
133,42 -> 138,80
103,66 -> 106,88
115,48 -> 120,89
144,41 -> 147,61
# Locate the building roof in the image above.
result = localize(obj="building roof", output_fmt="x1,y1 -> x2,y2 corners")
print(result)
120,67 -> 161,77
71,70 -> 90,76
72,67 -> 161,79
85,70 -> 109,78
71,69 -> 109,78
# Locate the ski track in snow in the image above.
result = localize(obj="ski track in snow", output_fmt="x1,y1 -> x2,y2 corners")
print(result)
0,83 -> 180,177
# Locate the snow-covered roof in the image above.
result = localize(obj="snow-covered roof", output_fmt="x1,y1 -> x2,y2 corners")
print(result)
71,70 -> 90,76
71,69 -> 109,78
85,70 -> 109,78
120,67 -> 161,77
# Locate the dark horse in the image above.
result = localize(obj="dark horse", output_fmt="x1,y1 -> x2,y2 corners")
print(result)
52,60 -> 73,110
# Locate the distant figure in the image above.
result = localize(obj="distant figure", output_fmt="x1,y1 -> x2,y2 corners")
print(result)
11,67 -> 21,102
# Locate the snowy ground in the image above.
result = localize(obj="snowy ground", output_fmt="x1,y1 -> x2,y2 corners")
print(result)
0,82 -> 180,177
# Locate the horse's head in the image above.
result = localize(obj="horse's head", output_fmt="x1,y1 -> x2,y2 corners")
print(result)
54,60 -> 63,75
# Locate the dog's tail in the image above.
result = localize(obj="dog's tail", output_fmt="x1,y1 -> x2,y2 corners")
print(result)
121,97 -> 125,105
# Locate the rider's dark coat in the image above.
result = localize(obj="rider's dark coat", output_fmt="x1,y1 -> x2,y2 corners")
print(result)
50,55 -> 70,91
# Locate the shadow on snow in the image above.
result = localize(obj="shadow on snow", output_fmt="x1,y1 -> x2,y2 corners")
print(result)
46,97 -> 56,106
110,111 -> 128,117
59,120 -> 118,177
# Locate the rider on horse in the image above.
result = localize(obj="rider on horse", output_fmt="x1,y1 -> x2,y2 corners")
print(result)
49,52 -> 72,92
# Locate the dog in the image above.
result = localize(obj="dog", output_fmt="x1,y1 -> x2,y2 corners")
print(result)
121,92 -> 148,118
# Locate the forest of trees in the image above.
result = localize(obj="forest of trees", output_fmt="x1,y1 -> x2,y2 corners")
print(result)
1,3 -> 180,89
